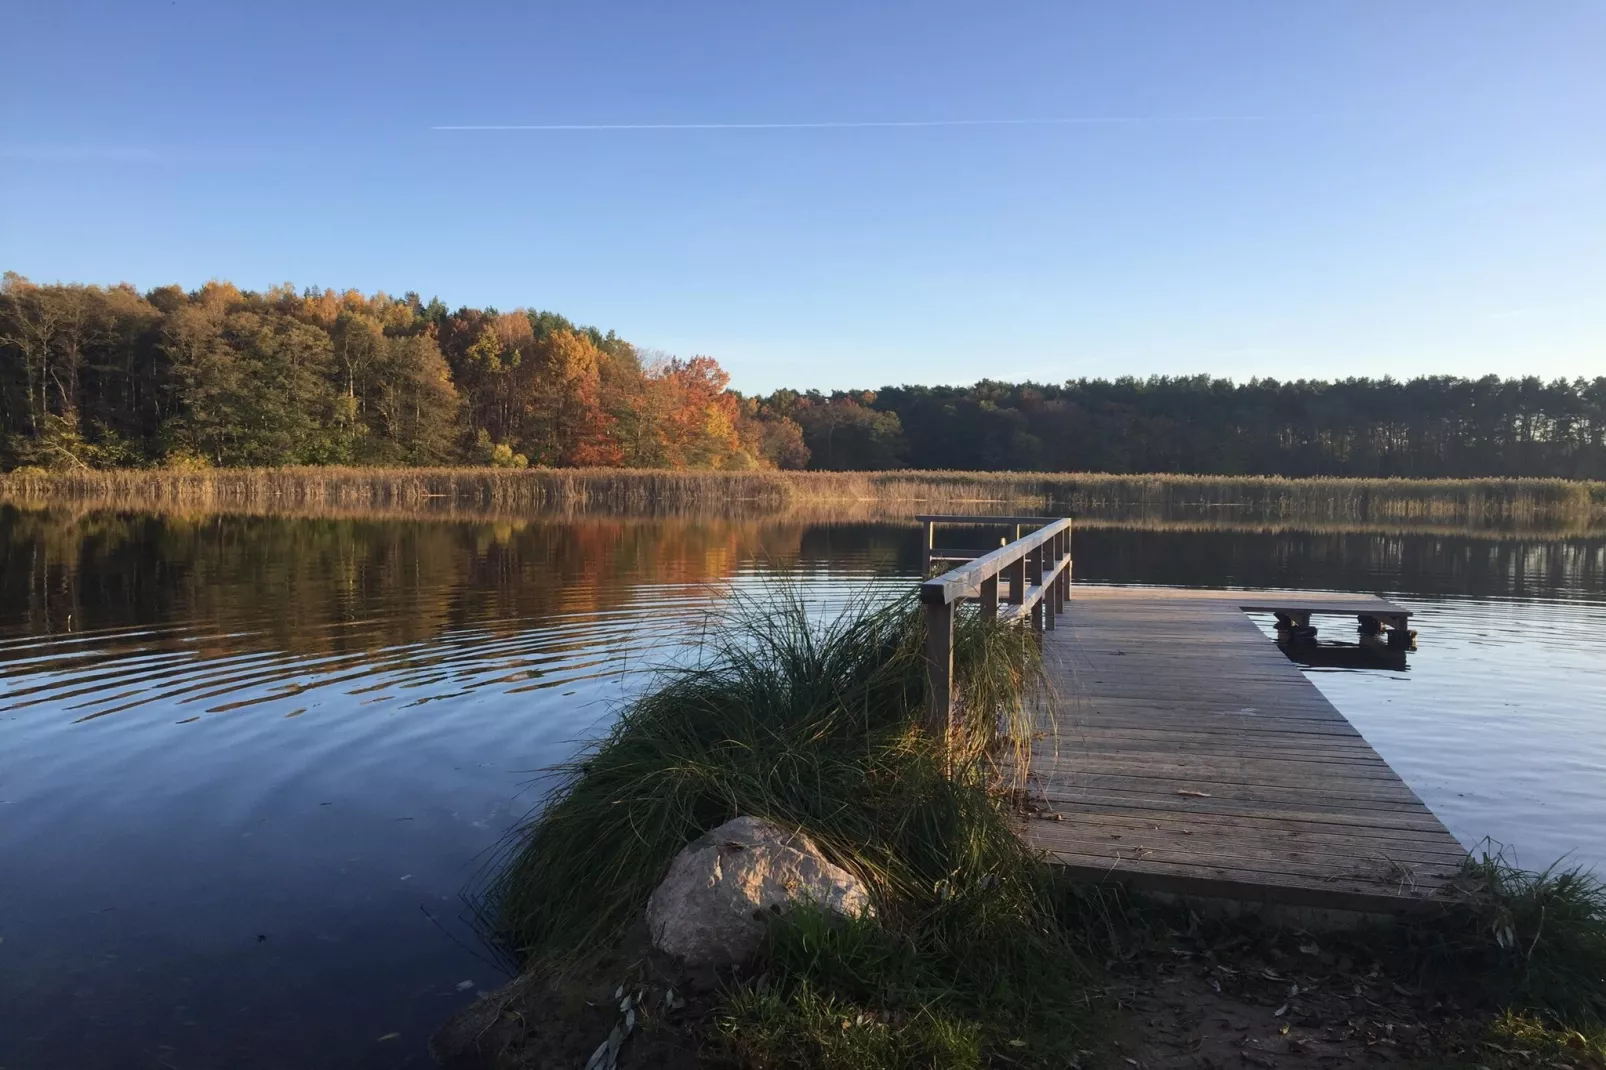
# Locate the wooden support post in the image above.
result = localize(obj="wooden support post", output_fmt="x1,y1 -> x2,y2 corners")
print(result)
1006,556 -> 1025,606
1028,544 -> 1044,632
979,574 -> 999,621
923,599 -> 954,734
1043,565 -> 1056,631
921,519 -> 934,578
1054,531 -> 1068,614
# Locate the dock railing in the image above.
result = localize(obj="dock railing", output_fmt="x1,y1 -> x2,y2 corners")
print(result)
916,515 -> 1073,732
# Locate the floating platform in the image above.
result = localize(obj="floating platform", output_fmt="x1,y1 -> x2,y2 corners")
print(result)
1026,586 -> 1468,913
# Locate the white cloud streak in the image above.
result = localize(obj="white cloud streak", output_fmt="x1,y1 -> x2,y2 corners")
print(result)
432,115 -> 1266,131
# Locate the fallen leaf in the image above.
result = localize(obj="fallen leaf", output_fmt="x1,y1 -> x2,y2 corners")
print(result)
1273,1003 -> 1288,1017
376,1032 -> 400,1042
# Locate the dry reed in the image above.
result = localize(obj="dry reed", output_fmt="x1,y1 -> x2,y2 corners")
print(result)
2,467 -> 1603,529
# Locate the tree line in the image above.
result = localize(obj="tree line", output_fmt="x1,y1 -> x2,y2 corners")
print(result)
0,273 -> 806,472
4,273 -> 1603,479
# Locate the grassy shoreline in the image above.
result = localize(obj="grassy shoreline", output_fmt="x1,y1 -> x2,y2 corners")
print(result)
443,591 -> 1606,1070
4,466 -> 1604,528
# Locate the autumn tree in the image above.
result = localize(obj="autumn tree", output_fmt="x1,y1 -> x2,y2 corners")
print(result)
519,329 -> 622,466
650,356 -> 751,468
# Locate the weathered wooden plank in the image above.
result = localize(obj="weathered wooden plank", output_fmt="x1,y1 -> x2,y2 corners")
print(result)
1039,782 -> 1439,819
1039,731 -> 1384,756
1043,855 -> 1451,914
1025,810 -> 1470,862
1047,712 -> 1366,736
1031,818 -> 1455,865
1033,752 -> 1419,784
1029,827 -> 1461,886
1040,801 -> 1470,850
1038,793 -> 1454,835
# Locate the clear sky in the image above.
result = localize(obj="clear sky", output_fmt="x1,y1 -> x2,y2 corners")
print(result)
3,1 -> 1602,393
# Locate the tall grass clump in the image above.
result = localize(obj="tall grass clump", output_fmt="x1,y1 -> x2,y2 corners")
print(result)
479,587 -> 1095,1067
1411,848 -> 1606,1025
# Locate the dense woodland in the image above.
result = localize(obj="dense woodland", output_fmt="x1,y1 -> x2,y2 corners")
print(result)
4,273 -> 1604,479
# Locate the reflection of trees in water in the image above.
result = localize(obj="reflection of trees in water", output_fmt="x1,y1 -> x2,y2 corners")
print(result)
3,509 -> 1601,664
1073,527 -> 1606,599
0,510 -> 855,654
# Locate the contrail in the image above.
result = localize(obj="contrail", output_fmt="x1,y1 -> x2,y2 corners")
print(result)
431,116 -> 1265,131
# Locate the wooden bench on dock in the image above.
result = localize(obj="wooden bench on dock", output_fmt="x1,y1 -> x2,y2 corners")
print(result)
917,515 -> 1467,915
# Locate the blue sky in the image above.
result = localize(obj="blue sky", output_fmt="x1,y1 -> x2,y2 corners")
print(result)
3,1 -> 1602,392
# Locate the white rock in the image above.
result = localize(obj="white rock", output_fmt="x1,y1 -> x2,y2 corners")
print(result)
645,816 -> 874,966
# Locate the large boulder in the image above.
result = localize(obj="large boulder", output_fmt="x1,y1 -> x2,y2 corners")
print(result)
645,816 -> 874,966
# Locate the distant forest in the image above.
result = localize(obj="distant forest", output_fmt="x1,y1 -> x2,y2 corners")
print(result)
4,273 -> 1604,479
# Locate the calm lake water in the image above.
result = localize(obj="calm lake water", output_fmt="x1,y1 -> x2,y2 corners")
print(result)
2,508 -> 1605,1069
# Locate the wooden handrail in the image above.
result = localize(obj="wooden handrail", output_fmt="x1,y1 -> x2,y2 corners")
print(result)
918,515 -> 1073,732
913,514 -> 1066,525
919,519 -> 1071,604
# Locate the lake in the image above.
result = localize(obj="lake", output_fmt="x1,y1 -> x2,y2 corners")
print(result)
2,507 -> 1604,1069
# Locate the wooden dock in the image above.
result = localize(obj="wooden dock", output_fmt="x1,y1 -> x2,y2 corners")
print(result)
915,516 -> 1467,914
1023,586 -> 1468,913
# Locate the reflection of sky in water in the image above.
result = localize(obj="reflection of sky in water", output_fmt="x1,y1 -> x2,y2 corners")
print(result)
1285,595 -> 1606,873
0,513 -> 1603,1068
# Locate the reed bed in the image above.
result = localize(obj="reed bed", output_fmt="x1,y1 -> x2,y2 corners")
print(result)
4,466 -> 1603,529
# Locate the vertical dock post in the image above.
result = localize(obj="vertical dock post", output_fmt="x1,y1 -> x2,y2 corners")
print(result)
1056,529 -> 1070,613
1028,543 -> 1045,632
1042,537 -> 1056,631
923,599 -> 953,734
979,574 -> 999,621
921,518 -> 935,577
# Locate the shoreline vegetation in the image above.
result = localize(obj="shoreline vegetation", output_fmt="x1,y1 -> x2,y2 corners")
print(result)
440,592 -> 1606,1070
5,274 -> 1605,483
3,467 -> 1604,532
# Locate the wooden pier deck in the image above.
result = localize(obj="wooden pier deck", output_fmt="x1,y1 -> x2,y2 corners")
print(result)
1024,586 -> 1468,913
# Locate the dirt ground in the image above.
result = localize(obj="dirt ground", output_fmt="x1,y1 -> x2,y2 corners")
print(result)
432,915 -> 1601,1069
429,923 -> 724,1070
1103,916 -> 1600,1070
